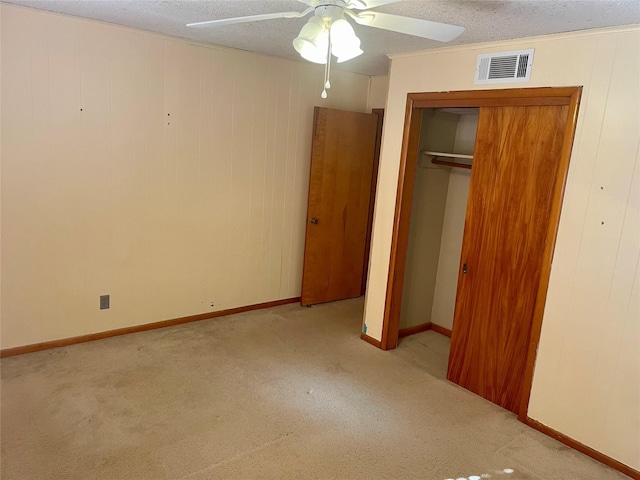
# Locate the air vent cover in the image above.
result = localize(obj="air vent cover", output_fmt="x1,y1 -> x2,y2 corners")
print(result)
475,49 -> 534,85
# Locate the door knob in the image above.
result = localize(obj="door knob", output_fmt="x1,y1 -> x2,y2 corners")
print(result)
462,263 -> 468,274
310,218 -> 319,224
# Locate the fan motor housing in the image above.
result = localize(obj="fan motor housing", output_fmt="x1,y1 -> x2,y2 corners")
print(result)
315,5 -> 345,21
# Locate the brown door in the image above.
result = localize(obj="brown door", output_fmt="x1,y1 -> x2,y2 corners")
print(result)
447,104 -> 569,413
301,107 -> 379,306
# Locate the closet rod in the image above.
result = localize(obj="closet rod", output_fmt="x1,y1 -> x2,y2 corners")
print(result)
431,157 -> 472,169
421,150 -> 473,159
421,151 -> 473,169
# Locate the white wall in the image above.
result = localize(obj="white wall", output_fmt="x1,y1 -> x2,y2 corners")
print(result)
430,170 -> 470,330
452,113 -> 478,156
0,4 -> 370,349
363,26 -> 640,469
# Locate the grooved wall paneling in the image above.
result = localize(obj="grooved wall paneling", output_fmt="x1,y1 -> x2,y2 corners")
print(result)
363,26 -> 639,470
0,4 -> 369,348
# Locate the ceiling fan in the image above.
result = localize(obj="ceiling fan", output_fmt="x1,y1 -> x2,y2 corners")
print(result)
187,0 -> 464,97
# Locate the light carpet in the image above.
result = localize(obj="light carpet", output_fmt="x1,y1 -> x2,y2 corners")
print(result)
0,298 -> 630,479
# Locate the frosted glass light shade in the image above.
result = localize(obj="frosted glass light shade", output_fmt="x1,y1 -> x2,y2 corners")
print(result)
330,19 -> 363,63
293,16 -> 329,64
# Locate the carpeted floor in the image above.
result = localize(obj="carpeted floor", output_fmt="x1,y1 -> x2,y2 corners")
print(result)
0,298 -> 630,479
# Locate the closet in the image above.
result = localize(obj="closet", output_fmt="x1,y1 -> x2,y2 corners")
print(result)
381,87 -> 582,417
399,108 -> 478,334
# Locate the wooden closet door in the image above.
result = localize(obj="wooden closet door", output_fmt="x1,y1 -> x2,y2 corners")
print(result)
447,104 -> 569,413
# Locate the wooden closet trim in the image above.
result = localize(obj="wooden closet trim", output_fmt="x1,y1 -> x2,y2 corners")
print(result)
380,102 -> 422,351
408,86 -> 578,108
361,108 -> 385,295
380,87 -> 582,415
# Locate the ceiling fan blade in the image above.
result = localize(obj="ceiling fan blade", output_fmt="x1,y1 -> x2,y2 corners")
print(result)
348,11 -> 464,42
187,8 -> 313,28
343,0 -> 402,10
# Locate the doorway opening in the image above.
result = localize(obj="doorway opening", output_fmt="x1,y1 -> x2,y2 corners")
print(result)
396,107 -> 479,377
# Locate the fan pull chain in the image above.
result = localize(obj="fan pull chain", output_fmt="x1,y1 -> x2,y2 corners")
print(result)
325,28 -> 332,90
321,25 -> 332,99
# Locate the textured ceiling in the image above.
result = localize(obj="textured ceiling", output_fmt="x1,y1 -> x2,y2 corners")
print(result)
6,0 -> 640,75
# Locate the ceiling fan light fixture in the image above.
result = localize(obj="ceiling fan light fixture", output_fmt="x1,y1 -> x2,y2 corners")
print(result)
336,44 -> 363,63
293,16 -> 329,64
330,18 -> 363,63
188,1 -> 465,98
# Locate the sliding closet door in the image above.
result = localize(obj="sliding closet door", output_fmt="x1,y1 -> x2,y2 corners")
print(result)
447,105 -> 569,413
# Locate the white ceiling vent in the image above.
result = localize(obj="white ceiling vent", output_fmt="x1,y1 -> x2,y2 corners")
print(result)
475,49 -> 534,84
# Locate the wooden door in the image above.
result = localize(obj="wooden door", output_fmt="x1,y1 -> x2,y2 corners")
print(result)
301,107 -> 379,306
447,104 -> 569,413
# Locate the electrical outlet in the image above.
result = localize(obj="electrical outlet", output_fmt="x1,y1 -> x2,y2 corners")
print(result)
100,295 -> 110,310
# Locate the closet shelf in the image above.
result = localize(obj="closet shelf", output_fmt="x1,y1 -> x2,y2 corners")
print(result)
421,150 -> 473,169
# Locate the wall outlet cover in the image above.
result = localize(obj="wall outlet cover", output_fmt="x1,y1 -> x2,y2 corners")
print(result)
100,295 -> 110,310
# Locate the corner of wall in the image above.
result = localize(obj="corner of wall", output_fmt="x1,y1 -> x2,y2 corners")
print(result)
367,75 -> 390,112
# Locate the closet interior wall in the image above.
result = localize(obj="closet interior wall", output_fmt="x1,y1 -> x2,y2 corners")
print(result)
399,109 -> 478,332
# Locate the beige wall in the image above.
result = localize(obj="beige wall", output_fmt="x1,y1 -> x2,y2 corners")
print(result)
0,2 -> 3,351
367,75 -> 389,111
363,26 -> 640,469
0,4 -> 370,349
